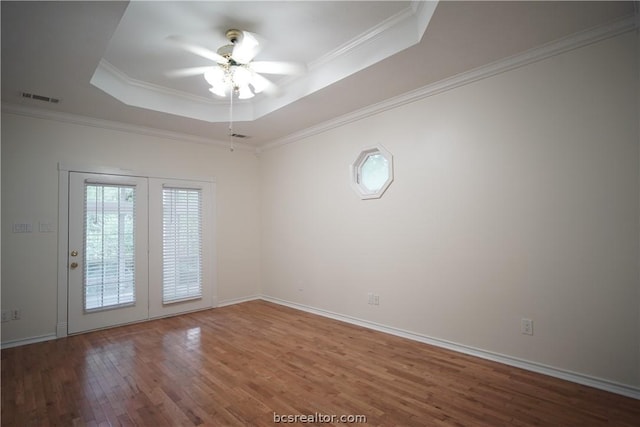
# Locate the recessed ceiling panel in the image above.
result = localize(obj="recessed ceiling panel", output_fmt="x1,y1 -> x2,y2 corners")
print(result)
91,1 -> 433,123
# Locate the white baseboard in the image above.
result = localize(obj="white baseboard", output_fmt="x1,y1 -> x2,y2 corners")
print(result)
4,295 -> 638,400
260,295 -> 640,400
1,297 -> 259,349
217,294 -> 261,307
1,333 -> 58,349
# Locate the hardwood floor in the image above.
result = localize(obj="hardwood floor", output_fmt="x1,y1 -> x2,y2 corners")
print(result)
2,300 -> 639,426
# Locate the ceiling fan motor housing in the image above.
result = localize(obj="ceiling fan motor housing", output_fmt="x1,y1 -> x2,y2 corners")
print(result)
225,29 -> 242,44
217,44 -> 234,59
217,29 -> 243,61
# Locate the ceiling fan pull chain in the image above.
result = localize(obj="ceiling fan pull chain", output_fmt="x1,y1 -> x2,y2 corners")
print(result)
229,89 -> 235,152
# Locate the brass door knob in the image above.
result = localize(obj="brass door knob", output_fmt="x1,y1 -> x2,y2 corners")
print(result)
70,262 -> 79,269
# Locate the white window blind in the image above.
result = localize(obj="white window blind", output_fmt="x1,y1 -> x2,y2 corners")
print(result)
162,187 -> 203,304
84,183 -> 136,311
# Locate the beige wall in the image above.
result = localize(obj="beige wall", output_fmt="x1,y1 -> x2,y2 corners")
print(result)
1,114 -> 261,342
1,30 -> 638,390
260,33 -> 640,387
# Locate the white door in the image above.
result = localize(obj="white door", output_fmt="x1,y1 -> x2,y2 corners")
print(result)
66,171 -> 216,334
68,172 -> 149,334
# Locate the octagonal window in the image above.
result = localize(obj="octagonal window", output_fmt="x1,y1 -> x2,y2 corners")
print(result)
360,153 -> 389,192
351,145 -> 393,199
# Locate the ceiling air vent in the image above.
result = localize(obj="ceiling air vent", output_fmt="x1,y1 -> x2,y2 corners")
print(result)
21,92 -> 60,104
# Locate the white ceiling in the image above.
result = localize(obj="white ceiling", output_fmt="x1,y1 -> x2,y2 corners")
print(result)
1,1 -> 635,149
91,1 -> 436,125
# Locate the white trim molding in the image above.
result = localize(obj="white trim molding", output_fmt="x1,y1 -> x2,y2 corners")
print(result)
90,2 -> 436,125
56,169 -> 70,338
5,293 -> 639,400
2,14 -> 635,155
91,59 -> 256,123
262,14 -> 639,152
58,162 -> 216,184
260,295 -> 640,400
1,102 -> 255,152
3,295 -> 257,349
56,162 -> 218,337
350,145 -> 394,200
217,294 -> 262,307
1,333 -> 58,350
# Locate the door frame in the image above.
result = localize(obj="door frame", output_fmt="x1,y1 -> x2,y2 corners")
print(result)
56,162 -> 217,337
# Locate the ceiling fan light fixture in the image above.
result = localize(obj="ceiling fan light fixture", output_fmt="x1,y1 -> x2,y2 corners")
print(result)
236,84 -> 254,99
204,67 -> 225,87
232,66 -> 252,86
209,85 -> 227,97
168,27 -> 303,102
250,72 -> 269,93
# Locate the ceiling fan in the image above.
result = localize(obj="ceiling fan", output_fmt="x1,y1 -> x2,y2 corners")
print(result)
166,29 -> 305,99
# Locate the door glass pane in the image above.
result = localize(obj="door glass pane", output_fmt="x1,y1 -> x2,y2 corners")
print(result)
162,188 -> 202,303
84,184 -> 136,311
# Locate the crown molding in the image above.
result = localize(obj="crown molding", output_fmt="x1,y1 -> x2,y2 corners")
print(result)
308,5 -> 418,71
92,2 -> 436,125
260,14 -> 638,153
91,59 -> 256,123
0,102 -> 255,152
4,14 -> 635,156
258,1 -> 436,120
413,0 -> 438,41
97,59 -> 220,106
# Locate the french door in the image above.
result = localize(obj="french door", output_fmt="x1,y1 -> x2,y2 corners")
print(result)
68,173 -> 149,334
67,172 -> 215,334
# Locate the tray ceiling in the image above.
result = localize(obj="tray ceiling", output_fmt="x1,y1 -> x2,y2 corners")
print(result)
1,1 -> 635,148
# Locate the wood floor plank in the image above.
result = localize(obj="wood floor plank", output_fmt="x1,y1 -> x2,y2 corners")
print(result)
2,300 -> 639,426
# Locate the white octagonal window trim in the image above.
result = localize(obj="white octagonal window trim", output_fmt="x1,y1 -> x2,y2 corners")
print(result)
351,145 -> 394,199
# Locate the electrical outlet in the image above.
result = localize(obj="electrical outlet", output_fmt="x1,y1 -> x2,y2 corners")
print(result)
521,318 -> 533,335
11,309 -> 20,321
1,310 -> 10,323
373,294 -> 380,306
367,292 -> 374,305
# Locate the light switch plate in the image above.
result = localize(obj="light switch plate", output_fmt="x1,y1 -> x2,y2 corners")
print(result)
39,221 -> 55,233
12,223 -> 32,233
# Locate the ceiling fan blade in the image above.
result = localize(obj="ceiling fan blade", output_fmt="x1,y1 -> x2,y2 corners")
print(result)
251,61 -> 306,75
164,66 -> 214,78
250,72 -> 279,96
231,31 -> 261,64
166,35 -> 228,64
